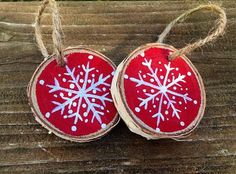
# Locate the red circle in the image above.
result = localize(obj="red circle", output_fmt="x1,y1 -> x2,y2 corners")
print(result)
121,44 -> 205,136
28,47 -> 118,141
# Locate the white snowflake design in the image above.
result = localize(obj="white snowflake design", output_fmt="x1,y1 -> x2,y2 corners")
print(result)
126,58 -> 198,132
40,61 -> 114,132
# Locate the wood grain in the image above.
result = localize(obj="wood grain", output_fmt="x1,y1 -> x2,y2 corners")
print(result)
0,1 -> 235,173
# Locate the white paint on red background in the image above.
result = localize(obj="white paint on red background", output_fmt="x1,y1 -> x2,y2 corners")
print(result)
34,50 -> 117,138
123,46 -> 202,134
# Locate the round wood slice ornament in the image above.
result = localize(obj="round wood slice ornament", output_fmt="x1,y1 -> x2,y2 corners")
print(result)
28,47 -> 119,142
112,43 -> 205,139
27,0 -> 119,142
111,4 -> 226,140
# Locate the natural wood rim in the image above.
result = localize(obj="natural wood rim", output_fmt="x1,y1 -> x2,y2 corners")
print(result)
111,43 -> 206,139
27,46 -> 120,142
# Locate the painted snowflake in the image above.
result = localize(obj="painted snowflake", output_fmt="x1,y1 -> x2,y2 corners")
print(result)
43,62 -> 113,132
126,58 -> 195,132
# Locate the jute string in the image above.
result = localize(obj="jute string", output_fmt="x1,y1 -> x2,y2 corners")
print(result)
157,4 -> 227,60
35,0 -> 65,66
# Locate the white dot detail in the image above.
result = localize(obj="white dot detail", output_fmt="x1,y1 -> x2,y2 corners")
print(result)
135,107 -> 140,113
187,72 -> 192,76
45,112 -> 50,118
39,80 -> 44,85
101,124 -> 106,129
62,78 -> 66,82
194,100 -> 198,104
156,128 -> 160,132
71,126 -> 77,132
82,104 -> 86,108
150,78 -> 154,82
124,74 -> 129,79
88,55 -> 94,59
180,121 -> 185,126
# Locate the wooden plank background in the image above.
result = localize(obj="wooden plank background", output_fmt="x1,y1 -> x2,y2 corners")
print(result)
0,1 -> 235,173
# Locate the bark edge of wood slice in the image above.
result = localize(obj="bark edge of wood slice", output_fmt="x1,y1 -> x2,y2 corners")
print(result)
111,43 -> 206,140
28,46 -> 119,142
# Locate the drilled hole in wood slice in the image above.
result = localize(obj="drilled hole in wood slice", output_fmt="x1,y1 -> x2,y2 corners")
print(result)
28,47 -> 119,142
112,43 -> 206,139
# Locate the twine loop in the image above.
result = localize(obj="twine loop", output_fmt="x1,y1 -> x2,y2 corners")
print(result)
157,4 -> 227,60
35,0 -> 65,66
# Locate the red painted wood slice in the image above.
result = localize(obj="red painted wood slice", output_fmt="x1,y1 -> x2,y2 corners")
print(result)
112,43 -> 206,139
28,47 -> 119,142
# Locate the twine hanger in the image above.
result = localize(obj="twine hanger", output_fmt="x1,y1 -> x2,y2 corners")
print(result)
35,0 -> 65,66
157,4 -> 227,61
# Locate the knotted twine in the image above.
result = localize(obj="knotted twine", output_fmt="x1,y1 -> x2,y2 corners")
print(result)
34,2 -> 227,64
157,4 -> 227,60
35,0 -> 65,66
